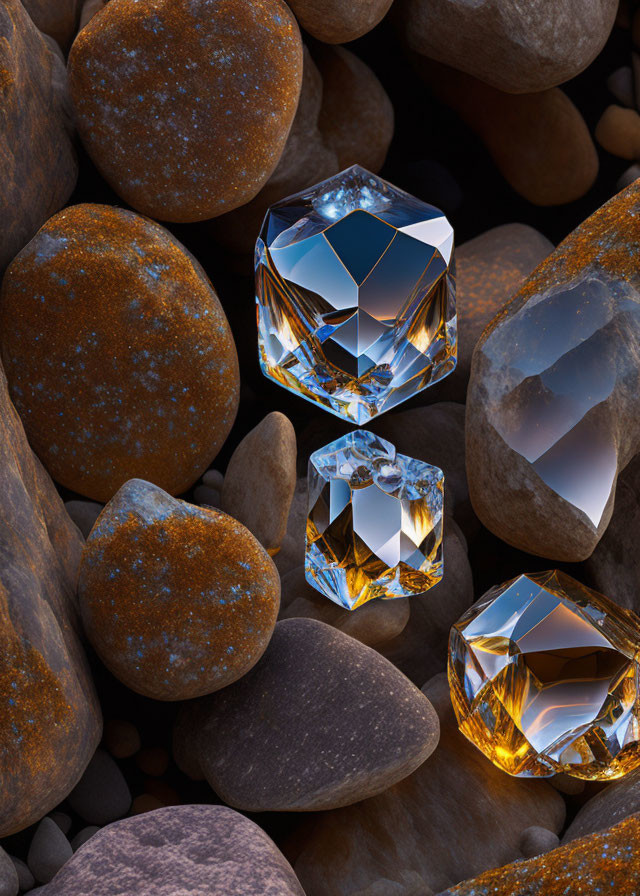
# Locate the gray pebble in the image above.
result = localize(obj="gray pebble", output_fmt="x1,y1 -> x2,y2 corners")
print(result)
607,66 -> 635,107
617,163 -> 640,191
193,485 -> 220,507
202,469 -> 224,490
71,826 -> 100,852
68,749 -> 131,825
64,500 -> 103,539
9,856 -> 33,893
0,848 -> 18,896
519,825 -> 560,858
27,818 -> 73,884
48,812 -> 72,836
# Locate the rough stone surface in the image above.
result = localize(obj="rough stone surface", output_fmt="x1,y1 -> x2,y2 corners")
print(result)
280,565 -> 410,647
467,180 -> 640,560
67,0 -> 303,222
78,479 -> 280,700
378,520 -> 473,685
1,0 -> 77,273
439,815 -> 640,895
418,61 -> 598,206
27,818 -> 73,884
315,44 -> 394,174
186,618 -> 440,812
0,360 -> 101,837
221,412 -> 297,554
563,767 -> 640,842
596,104 -> 640,159
443,225 -> 553,401
68,749 -> 132,825
288,0 -> 393,43
398,0 -> 617,94
21,0 -> 80,48
0,204 -> 239,503
291,673 -> 564,895
35,805 -> 305,895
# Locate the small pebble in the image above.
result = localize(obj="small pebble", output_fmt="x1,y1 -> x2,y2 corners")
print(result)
136,747 -> 169,778
70,827 -> 100,852
48,812 -> 71,836
617,163 -> 640,191
64,500 -> 103,539
27,818 -> 72,884
130,795 -> 165,816
9,856 -> 33,893
0,848 -> 18,896
68,749 -> 132,825
103,719 -> 141,759
607,66 -> 635,107
519,826 -> 560,858
202,469 -> 224,491
144,779 -> 180,806
550,773 -> 586,795
595,104 -> 640,159
193,485 -> 221,507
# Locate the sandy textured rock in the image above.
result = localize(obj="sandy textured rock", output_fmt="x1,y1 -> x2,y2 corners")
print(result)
439,815 -> 640,895
36,805 -> 305,896
221,412 -> 297,554
467,181 -> 640,560
292,674 -> 564,895
315,44 -> 394,174
21,0 -> 79,48
378,519 -> 473,685
418,61 -> 598,206
186,619 -> 439,812
398,0 -> 617,94
78,480 -> 280,700
280,566 -> 410,647
288,0 -> 393,43
0,362 -> 101,837
68,0 -> 303,222
563,768 -> 640,842
0,204 -> 239,503
1,0 -> 77,272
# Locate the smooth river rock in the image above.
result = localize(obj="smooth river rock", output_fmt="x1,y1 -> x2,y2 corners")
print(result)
439,814 -> 640,896
467,180 -> 640,560
183,618 -> 440,812
78,480 -> 280,700
287,0 -> 393,43
221,412 -> 297,554
0,204 -> 239,503
35,805 -> 305,896
21,0 -> 80,48
563,767 -> 640,842
67,0 -> 303,222
398,0 -> 617,94
1,0 -> 77,272
291,674 -> 564,895
0,361 -> 101,837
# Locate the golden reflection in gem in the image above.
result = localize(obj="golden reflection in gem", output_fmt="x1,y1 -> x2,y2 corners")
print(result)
448,570 -> 640,780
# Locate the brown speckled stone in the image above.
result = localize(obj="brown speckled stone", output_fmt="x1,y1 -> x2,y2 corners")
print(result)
21,0 -> 80,48
186,618 -> 440,811
0,204 -> 239,503
467,181 -> 640,560
0,361 -> 101,837
288,0 -> 393,43
77,479 -> 280,700
1,0 -> 77,273
36,805 -> 305,896
67,0 -> 303,222
417,60 -> 598,206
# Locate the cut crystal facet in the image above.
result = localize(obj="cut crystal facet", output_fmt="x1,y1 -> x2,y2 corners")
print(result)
448,571 -> 640,780
255,165 -> 456,424
305,430 -> 444,610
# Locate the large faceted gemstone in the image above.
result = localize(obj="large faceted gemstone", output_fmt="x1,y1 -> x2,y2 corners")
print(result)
255,165 -> 456,424
449,571 -> 640,780
306,430 -> 444,610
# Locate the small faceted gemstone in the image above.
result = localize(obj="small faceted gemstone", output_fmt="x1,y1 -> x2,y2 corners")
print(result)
305,430 -> 444,610
255,165 -> 456,424
449,571 -> 640,780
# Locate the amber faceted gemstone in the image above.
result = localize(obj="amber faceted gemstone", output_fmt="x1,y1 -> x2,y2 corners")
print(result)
449,571 -> 640,780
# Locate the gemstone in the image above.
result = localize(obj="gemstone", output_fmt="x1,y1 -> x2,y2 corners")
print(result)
255,165 -> 456,425
448,570 -> 640,780
305,429 -> 444,610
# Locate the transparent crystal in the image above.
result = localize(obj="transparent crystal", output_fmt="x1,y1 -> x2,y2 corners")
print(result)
449,571 -> 640,780
255,165 -> 456,424
305,430 -> 444,610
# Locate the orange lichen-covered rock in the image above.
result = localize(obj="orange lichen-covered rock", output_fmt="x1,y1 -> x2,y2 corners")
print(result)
67,0 -> 303,222
0,204 -> 239,503
77,480 -> 280,700
1,0 -> 77,272
440,813 -> 640,895
0,360 -> 101,837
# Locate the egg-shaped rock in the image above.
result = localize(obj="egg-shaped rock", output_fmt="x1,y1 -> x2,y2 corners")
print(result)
0,204 -> 239,502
